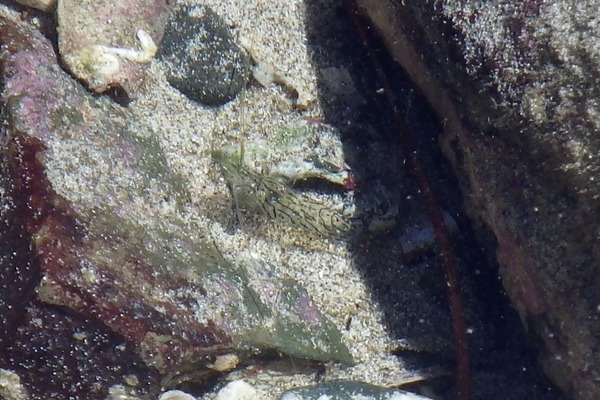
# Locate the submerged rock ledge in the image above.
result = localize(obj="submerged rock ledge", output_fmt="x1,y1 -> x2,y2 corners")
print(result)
358,1 -> 600,399
0,11 -> 350,399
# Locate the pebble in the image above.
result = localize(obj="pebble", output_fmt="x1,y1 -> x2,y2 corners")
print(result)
14,0 -> 55,12
158,390 -> 196,400
214,380 -> 260,400
0,369 -> 29,400
158,4 -> 249,105
278,381 -> 434,400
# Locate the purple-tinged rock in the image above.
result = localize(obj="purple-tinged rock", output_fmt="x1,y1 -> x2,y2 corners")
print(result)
56,0 -> 176,95
0,10 -> 350,398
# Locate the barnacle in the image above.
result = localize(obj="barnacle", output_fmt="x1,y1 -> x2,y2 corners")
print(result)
216,124 -> 350,186
77,29 -> 157,78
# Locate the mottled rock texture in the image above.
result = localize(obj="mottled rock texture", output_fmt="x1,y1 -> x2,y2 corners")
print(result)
0,10 -> 349,399
357,1 -> 600,399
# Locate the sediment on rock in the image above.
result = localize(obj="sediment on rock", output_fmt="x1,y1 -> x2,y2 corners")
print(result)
357,1 -> 600,399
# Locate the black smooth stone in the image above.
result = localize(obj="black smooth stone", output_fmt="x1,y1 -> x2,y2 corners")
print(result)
159,4 -> 249,105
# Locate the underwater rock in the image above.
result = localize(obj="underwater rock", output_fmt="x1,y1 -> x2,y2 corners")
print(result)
13,0 -> 55,12
214,380 -> 259,400
158,4 -> 249,105
158,390 -> 197,400
0,10 -> 350,398
357,1 -> 600,399
279,381 -> 433,400
56,0 -> 175,95
0,369 -> 29,400
4,303 -> 160,399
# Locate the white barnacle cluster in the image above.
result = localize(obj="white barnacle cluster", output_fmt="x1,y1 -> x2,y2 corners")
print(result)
80,29 -> 157,79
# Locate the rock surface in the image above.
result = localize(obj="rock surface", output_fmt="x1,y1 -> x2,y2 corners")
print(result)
0,369 -> 29,400
13,0 -> 55,12
279,381 -> 433,400
0,9 -> 350,398
2,0 -> 571,398
57,0 -> 175,95
357,1 -> 600,399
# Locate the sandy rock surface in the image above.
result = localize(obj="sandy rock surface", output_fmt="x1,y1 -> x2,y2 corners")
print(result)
0,0 -> 573,399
